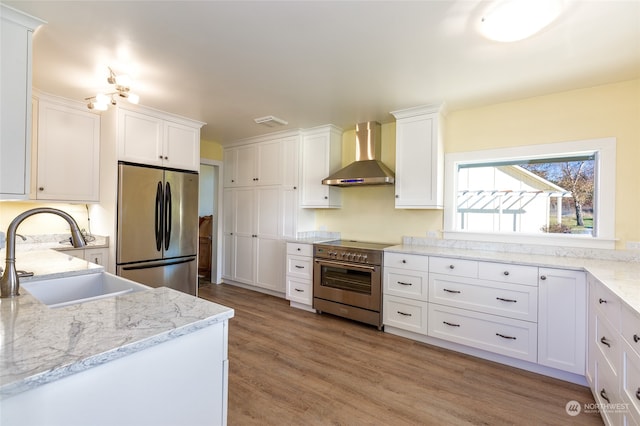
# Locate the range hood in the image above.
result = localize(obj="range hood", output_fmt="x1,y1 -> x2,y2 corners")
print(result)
322,121 -> 395,187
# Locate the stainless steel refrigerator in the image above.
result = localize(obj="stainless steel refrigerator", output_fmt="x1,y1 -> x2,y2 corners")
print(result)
116,162 -> 199,296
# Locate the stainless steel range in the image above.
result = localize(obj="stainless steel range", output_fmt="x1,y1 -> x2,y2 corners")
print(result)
313,240 -> 391,330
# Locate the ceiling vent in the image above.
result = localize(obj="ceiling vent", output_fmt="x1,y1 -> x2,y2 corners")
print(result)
254,115 -> 288,127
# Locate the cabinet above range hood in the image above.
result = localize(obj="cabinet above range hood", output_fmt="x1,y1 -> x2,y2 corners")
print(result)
322,121 -> 394,187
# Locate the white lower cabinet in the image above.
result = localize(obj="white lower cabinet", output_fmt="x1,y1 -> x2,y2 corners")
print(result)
428,303 -> 537,362
57,247 -> 109,267
285,242 -> 314,311
537,268 -> 587,375
587,273 -> 640,425
383,252 -> 590,385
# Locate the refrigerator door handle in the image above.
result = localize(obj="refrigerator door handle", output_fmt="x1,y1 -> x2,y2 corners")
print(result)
121,257 -> 195,271
164,181 -> 172,251
155,181 -> 163,252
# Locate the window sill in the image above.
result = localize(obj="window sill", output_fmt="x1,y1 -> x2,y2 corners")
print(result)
442,231 -> 616,250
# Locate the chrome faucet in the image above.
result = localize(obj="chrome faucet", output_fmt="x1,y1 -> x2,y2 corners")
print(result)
0,208 -> 87,298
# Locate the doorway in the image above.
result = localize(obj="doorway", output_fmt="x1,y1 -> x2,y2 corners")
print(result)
199,160 -> 223,284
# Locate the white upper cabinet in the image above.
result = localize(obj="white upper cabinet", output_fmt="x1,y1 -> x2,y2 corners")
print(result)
224,139 -> 283,187
32,94 -> 101,202
0,5 -> 45,199
117,107 -> 203,171
391,104 -> 444,209
300,125 -> 342,208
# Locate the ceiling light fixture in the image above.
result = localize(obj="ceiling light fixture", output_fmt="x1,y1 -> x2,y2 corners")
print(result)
86,66 -> 140,110
254,115 -> 288,127
480,0 -> 563,42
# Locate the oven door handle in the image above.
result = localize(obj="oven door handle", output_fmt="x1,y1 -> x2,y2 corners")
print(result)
314,259 -> 377,272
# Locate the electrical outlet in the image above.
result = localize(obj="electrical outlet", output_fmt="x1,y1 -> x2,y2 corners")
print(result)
626,241 -> 640,250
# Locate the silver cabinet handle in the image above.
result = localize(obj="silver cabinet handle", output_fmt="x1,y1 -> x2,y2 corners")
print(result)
443,321 -> 460,327
397,281 -> 412,286
496,297 -> 517,303
397,311 -> 412,317
600,336 -> 611,348
443,288 -> 461,294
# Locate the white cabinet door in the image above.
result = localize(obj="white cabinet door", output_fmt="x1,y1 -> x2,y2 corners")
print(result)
34,98 -> 100,202
163,120 -> 200,171
300,126 -> 342,208
538,268 -> 587,374
118,108 -> 201,171
118,109 -> 164,167
391,105 -> 444,209
0,7 -> 43,199
256,140 -> 282,186
235,145 -> 256,186
223,147 -> 239,187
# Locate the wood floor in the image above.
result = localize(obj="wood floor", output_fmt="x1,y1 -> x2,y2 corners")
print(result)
198,283 -> 603,426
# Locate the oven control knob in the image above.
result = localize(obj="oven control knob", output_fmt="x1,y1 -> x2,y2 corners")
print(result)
346,252 -> 353,261
362,255 -> 368,263
355,254 -> 362,261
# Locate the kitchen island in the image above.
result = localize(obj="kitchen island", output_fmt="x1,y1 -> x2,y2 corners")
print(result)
0,250 -> 234,426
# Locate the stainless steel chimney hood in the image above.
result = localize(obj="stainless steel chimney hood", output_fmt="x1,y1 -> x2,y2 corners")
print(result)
322,121 -> 394,187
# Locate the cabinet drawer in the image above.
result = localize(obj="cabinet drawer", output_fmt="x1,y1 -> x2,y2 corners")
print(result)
286,277 -> 313,305
286,243 -> 313,257
428,304 -> 537,362
383,295 -> 428,335
623,304 -> 640,357
287,255 -> 313,279
429,256 -> 477,278
591,281 -> 621,329
623,341 -> 640,417
429,274 -> 537,322
594,351 -> 622,425
384,268 -> 428,301
595,312 -> 621,375
384,252 -> 428,272
478,262 -> 538,287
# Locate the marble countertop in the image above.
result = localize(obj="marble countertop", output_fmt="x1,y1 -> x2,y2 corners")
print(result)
0,250 -> 234,400
386,244 -> 640,315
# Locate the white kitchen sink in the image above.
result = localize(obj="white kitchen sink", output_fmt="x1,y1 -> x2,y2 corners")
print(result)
21,272 -> 150,308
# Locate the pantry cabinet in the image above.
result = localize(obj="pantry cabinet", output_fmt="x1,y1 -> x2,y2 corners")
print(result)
0,5 -> 44,199
31,94 -> 100,202
222,186 -> 284,292
300,125 -> 342,208
117,107 -> 202,171
224,140 -> 282,187
391,104 -> 444,209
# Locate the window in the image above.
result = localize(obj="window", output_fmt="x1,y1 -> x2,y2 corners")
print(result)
444,138 -> 616,249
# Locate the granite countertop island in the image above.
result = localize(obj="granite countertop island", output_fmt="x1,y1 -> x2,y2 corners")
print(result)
0,249 -> 234,401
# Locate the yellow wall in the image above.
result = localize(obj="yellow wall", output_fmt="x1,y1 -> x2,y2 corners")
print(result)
316,79 -> 640,249
200,139 -> 224,161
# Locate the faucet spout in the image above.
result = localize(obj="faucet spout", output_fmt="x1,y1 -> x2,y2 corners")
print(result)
0,208 -> 87,298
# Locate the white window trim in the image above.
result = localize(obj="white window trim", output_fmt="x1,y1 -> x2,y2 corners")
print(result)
443,137 -> 616,250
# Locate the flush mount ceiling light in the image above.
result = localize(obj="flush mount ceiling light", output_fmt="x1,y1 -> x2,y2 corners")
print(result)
254,115 -> 288,127
85,66 -> 140,110
480,0 -> 564,42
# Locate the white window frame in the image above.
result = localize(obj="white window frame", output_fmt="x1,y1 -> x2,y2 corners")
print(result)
444,137 -> 616,249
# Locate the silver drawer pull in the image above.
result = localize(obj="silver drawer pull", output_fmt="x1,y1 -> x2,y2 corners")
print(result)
397,281 -> 412,286
496,297 -> 517,303
600,336 -> 611,348
443,288 -> 461,294
600,389 -> 610,404
295,265 -> 305,269
443,321 -> 460,327
397,311 -> 412,317
294,288 -> 304,292
496,333 -> 516,340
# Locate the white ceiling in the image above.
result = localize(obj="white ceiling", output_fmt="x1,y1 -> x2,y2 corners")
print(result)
5,1 -> 640,143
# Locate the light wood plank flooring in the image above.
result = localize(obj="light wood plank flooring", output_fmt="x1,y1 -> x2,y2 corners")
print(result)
198,283 -> 602,425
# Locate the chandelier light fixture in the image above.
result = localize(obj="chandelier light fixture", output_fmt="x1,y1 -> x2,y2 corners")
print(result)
86,66 -> 140,110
